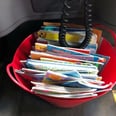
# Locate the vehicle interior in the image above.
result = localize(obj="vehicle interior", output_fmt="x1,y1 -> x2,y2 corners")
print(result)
0,0 -> 116,116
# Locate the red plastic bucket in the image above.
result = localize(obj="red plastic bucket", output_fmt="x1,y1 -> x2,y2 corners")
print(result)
6,26 -> 116,108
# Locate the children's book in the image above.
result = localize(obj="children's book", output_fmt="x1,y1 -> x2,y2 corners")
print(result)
31,81 -> 97,94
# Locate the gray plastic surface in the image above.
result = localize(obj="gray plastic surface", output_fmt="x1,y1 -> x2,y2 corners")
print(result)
95,0 -> 116,26
0,0 -> 83,38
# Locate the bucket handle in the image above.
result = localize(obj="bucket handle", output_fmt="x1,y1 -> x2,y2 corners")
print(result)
94,23 -> 116,47
6,63 -> 31,93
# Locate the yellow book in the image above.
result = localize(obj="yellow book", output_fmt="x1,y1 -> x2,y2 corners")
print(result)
112,90 -> 116,103
37,22 -> 102,45
37,30 -> 83,43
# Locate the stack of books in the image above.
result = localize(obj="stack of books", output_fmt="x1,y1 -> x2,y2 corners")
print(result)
15,37 -> 112,98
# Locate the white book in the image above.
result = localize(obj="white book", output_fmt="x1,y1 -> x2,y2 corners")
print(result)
32,90 -> 98,99
31,81 -> 97,94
